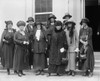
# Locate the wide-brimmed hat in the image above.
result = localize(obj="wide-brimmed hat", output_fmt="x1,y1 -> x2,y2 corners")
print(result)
63,13 -> 72,19
5,20 -> 13,25
80,18 -> 89,25
55,20 -> 62,26
65,20 -> 76,26
48,14 -> 56,20
17,21 -> 26,27
27,17 -> 34,22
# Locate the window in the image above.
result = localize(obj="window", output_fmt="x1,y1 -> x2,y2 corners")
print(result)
35,0 -> 52,23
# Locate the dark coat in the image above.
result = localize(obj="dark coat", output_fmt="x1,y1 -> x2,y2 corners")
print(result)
25,23 -> 35,66
1,29 -> 15,68
31,29 -> 47,54
13,31 -> 29,70
49,29 -> 68,65
79,27 -> 95,72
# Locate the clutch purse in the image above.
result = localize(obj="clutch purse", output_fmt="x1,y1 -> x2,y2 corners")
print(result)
61,58 -> 68,65
80,54 -> 87,60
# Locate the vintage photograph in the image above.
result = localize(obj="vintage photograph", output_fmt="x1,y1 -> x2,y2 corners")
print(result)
0,0 -> 99,81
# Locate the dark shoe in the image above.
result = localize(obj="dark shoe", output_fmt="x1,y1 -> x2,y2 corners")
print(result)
67,71 -> 72,75
56,73 -> 62,76
8,71 -> 10,75
72,72 -> 75,76
47,73 -> 51,77
18,73 -> 22,77
41,71 -> 45,75
88,72 -> 93,77
35,71 -> 41,75
14,70 -> 18,74
7,69 -> 10,75
21,73 -> 26,76
82,72 -> 87,76
20,70 -> 26,76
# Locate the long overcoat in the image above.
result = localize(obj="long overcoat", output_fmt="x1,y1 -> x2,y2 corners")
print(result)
1,29 -> 15,68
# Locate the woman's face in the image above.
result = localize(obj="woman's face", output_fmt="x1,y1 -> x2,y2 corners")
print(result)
65,17 -> 70,21
50,18 -> 55,23
82,23 -> 87,28
37,24 -> 41,30
56,26 -> 61,30
29,21 -> 34,24
7,24 -> 13,29
19,26 -> 25,31
68,23 -> 72,27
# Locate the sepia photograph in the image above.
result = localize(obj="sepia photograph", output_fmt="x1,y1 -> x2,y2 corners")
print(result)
0,0 -> 99,81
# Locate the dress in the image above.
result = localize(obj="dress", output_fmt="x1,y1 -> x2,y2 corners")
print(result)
13,31 -> 29,70
79,27 -> 95,72
64,28 -> 78,71
31,29 -> 47,71
1,29 -> 15,68
48,28 -> 68,74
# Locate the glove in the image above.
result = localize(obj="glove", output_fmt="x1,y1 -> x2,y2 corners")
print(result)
60,48 -> 65,53
23,41 -> 27,44
74,48 -> 79,52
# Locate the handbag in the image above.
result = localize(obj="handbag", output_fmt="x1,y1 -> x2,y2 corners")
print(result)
61,58 -> 68,65
80,54 -> 87,60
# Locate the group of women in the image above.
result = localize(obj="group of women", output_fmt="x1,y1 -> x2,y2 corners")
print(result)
0,13 -> 95,77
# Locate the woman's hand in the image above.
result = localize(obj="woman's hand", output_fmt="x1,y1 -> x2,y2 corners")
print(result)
60,47 -> 65,53
23,41 -> 29,45
3,39 -> 8,43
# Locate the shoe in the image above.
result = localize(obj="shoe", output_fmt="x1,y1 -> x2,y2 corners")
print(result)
35,71 -> 41,75
82,72 -> 87,76
72,72 -> 75,76
41,71 -> 45,75
7,69 -> 10,75
21,73 -> 26,76
67,71 -> 72,75
8,71 -> 10,75
20,70 -> 26,76
56,73 -> 62,76
14,70 -> 18,74
88,72 -> 93,77
47,73 -> 51,77
18,73 -> 22,77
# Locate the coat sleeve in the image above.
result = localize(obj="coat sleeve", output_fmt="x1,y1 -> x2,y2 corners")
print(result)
0,30 -> 7,48
63,31 -> 68,50
75,29 -> 79,48
88,27 -> 93,47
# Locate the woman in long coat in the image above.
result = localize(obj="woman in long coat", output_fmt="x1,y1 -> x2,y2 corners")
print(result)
13,21 -> 29,77
46,14 -> 56,57
48,21 -> 68,76
25,17 -> 35,68
64,20 -> 78,76
1,21 -> 15,75
79,18 -> 95,77
31,22 -> 47,75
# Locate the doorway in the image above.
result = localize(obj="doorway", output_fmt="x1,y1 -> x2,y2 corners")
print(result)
85,1 -> 99,51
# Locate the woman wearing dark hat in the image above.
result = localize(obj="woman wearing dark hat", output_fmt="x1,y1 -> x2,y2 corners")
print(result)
64,20 -> 78,76
46,14 -> 56,57
31,22 -> 47,75
25,17 -> 35,69
1,21 -> 15,75
48,20 -> 68,76
13,21 -> 29,77
79,18 -> 94,77
62,13 -> 72,30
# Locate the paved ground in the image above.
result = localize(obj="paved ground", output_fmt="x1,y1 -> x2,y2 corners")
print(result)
0,52 -> 99,81
0,69 -> 99,81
